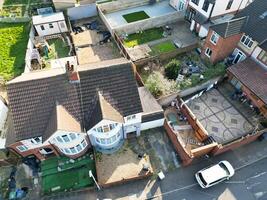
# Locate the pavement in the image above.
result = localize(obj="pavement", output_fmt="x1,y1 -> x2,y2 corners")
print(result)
41,138 -> 267,200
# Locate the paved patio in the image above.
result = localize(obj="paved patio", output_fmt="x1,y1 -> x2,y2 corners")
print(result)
186,85 -> 255,144
71,17 -> 121,65
105,0 -> 176,28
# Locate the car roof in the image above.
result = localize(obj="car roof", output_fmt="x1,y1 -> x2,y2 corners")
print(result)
200,164 -> 228,184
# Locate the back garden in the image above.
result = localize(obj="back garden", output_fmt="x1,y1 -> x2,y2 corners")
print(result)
139,51 -> 226,98
0,22 -> 30,81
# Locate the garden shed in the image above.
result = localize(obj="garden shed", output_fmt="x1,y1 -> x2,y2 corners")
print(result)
32,12 -> 68,37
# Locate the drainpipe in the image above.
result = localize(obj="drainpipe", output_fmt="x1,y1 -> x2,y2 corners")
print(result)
208,1 -> 216,21
236,0 -> 245,14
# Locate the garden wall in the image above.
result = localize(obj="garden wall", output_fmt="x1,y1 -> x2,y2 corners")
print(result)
114,11 -> 185,35
98,0 -> 149,13
134,42 -> 198,66
67,3 -> 97,21
178,98 -> 209,142
211,129 -> 267,156
157,75 -> 221,106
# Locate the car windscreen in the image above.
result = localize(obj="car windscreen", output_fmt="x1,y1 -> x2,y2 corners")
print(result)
219,163 -> 230,176
198,173 -> 207,186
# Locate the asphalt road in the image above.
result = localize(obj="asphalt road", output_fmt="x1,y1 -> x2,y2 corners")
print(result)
43,140 -> 267,200
151,157 -> 267,200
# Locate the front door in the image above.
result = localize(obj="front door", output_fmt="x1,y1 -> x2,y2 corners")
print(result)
233,50 -> 245,64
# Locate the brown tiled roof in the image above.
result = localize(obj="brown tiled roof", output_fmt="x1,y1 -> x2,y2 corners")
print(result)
79,59 -> 143,131
227,58 -> 267,104
6,58 -> 143,144
7,72 -> 82,143
43,104 -> 82,141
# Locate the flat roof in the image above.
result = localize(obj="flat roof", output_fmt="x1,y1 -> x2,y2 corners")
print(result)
32,12 -> 65,25
185,87 -> 254,144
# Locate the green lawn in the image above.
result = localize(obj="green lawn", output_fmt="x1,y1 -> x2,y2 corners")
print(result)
123,11 -> 150,23
41,154 -> 96,194
123,27 -> 164,48
45,38 -> 70,60
0,22 -> 30,81
150,40 -> 177,55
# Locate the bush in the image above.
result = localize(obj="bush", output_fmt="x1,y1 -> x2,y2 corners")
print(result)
145,72 -> 163,97
164,59 -> 181,80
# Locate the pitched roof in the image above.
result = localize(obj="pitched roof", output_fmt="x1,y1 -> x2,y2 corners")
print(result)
7,71 -> 82,143
233,0 -> 267,44
211,17 -> 247,38
6,58 -> 142,144
43,104 -> 82,141
227,58 -> 267,104
78,59 -> 143,131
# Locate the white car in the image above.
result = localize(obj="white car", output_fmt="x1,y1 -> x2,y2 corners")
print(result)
195,160 -> 235,188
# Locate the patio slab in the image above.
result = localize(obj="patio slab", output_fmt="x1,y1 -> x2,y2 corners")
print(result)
185,84 -> 254,144
105,0 -> 176,28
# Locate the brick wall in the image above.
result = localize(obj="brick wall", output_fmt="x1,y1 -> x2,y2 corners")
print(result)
211,129 -> 267,155
201,29 -> 242,64
164,121 -> 193,166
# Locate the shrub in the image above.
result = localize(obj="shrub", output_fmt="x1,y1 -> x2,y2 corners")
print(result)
145,72 -> 163,97
164,59 -> 181,80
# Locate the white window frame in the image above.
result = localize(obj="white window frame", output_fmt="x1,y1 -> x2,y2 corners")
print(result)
17,145 -> 28,152
240,35 -> 254,49
233,48 -> 246,64
178,0 -> 186,11
205,48 -> 212,57
126,115 -> 136,121
210,31 -> 219,45
30,137 -> 42,145
49,23 -> 54,29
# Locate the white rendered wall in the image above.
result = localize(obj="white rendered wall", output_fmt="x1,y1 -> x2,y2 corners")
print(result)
141,118 -> 165,131
35,20 -> 68,36
211,0 -> 249,18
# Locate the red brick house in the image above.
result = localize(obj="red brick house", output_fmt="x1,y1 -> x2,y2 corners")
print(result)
202,0 -> 267,64
201,17 -> 245,63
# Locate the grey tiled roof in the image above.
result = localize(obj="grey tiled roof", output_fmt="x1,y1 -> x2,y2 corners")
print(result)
6,59 -> 143,144
211,17 -> 247,38
233,0 -> 267,44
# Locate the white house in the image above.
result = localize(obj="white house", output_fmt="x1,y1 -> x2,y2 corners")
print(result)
185,0 -> 252,37
32,12 -> 68,37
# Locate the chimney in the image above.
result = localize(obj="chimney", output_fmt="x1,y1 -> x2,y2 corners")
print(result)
65,61 -> 80,83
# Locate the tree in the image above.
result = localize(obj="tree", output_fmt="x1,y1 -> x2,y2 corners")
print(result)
164,59 -> 181,80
